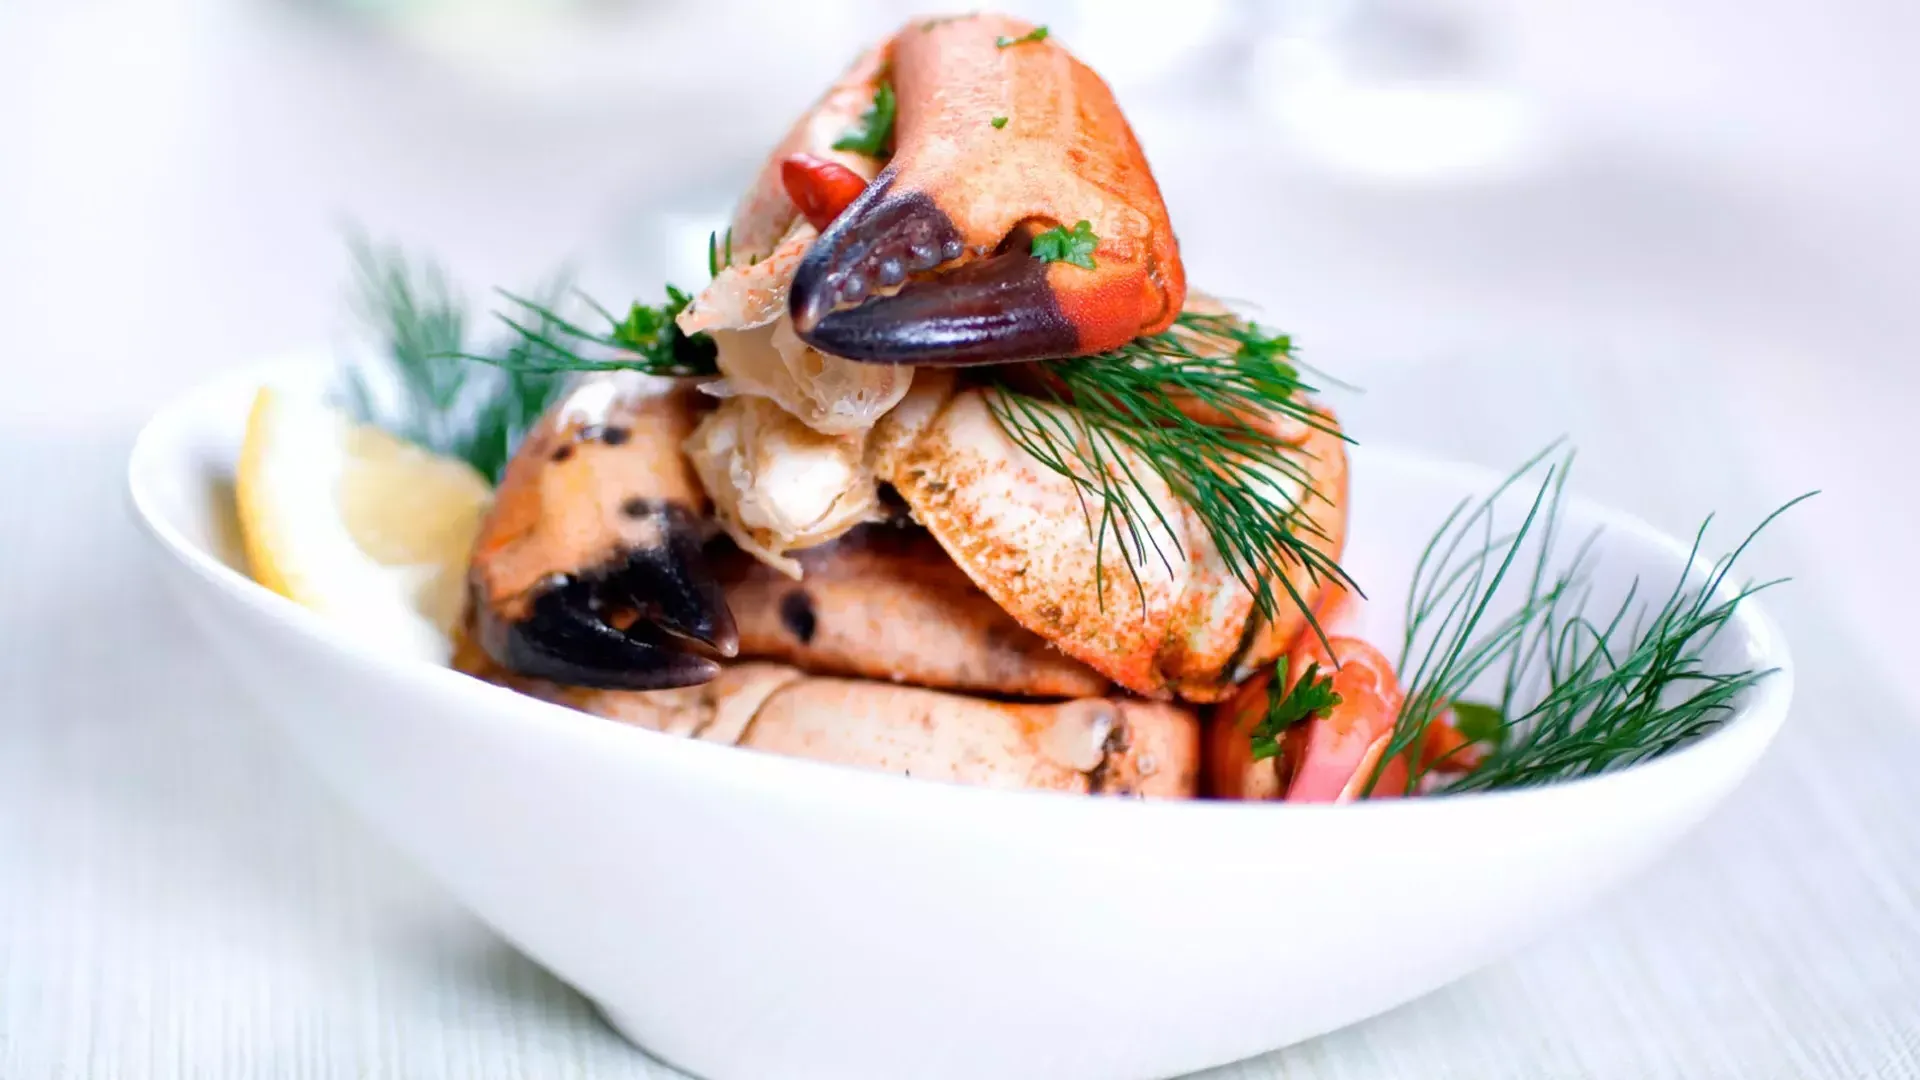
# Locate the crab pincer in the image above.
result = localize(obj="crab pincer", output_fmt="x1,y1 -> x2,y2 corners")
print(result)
468,376 -> 737,690
786,14 -> 1186,366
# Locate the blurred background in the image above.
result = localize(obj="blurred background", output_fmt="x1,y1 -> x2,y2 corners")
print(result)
1,1 -> 1916,1076
2,0 -> 1913,672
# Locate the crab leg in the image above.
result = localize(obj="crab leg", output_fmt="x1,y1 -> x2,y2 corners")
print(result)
718,523 -> 1108,699
740,679 -> 1195,795
454,642 -> 1198,798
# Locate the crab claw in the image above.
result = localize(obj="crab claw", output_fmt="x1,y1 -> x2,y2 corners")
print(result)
480,588 -> 724,691
475,504 -> 736,690
468,377 -> 737,691
788,14 -> 1185,366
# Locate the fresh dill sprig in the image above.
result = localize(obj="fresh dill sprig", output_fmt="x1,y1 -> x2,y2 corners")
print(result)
1251,657 -> 1342,761
982,310 -> 1354,630
1360,444 -> 1580,793
832,81 -> 896,156
479,286 -> 718,379
1359,447 -> 1809,794
342,234 -> 568,482
996,25 -> 1050,48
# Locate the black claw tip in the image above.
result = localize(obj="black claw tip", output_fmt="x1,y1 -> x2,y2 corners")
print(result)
797,250 -> 1078,366
476,501 -> 738,690
791,171 -> 964,336
791,174 -> 1079,365
606,500 -> 739,656
484,587 -> 722,691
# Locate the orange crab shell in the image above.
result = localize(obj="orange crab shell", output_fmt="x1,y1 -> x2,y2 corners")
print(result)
789,14 -> 1187,365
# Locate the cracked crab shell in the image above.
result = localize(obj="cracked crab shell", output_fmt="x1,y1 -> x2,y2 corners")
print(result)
878,382 -> 1349,701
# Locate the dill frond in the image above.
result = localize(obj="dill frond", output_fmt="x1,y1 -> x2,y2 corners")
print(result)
342,234 -> 568,483
981,310 -> 1356,632
1362,447 -> 1810,794
480,286 -> 717,379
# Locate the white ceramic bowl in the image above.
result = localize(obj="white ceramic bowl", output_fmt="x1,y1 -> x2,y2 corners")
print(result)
128,359 -> 1793,1080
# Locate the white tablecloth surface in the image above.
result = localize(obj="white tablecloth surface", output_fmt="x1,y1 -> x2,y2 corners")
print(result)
3,2 -> 1917,1077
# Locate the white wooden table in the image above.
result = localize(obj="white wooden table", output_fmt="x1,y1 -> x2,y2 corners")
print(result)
3,2 -> 1917,1076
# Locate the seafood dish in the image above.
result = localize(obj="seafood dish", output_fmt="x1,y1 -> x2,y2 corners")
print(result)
234,13 -> 1797,805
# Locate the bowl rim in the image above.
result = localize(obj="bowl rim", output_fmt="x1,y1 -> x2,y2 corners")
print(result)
126,354 -> 1797,822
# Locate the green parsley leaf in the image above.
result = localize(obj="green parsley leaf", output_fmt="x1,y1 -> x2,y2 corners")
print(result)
1029,220 -> 1099,270
996,26 -> 1049,48
1250,659 -> 1343,761
1448,701 -> 1506,748
605,285 -> 714,371
991,115 -> 1009,129
832,81 -> 896,156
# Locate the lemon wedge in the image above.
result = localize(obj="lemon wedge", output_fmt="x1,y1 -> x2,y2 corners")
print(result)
235,385 -> 492,665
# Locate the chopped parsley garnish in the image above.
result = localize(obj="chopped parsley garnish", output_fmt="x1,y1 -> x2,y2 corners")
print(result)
1029,220 -> 1099,269
991,115 -> 1009,129
832,81 -> 896,157
1251,659 -> 1342,761
996,26 -> 1049,48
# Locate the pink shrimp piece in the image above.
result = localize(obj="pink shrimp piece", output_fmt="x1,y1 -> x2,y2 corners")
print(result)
1283,636 -> 1409,802
1205,635 -> 1411,802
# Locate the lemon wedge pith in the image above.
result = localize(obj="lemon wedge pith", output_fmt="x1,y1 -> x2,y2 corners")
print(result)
235,385 -> 492,665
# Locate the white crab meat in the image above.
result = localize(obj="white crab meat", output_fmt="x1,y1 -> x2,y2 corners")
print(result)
704,311 -> 913,437
683,396 -> 883,577
677,219 -> 817,336
668,75 -> 908,574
